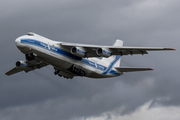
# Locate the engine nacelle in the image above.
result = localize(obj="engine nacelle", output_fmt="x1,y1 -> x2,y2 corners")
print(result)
96,48 -> 111,58
16,61 -> 29,70
70,47 -> 85,57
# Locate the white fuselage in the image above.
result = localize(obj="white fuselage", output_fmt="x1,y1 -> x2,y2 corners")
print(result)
15,34 -> 122,78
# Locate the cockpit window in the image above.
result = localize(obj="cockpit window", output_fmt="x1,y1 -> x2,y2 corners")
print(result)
27,32 -> 34,36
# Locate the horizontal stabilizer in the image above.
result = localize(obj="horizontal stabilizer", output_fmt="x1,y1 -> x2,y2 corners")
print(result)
5,67 -> 23,76
115,67 -> 153,72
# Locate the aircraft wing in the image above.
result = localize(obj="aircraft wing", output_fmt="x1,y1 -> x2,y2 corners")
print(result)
115,67 -> 153,72
60,42 -> 175,57
5,67 -> 23,76
6,61 -> 48,76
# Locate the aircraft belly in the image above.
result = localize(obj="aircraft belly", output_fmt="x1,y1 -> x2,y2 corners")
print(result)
32,46 -> 72,70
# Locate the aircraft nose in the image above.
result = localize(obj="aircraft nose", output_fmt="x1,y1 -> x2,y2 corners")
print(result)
15,38 -> 20,46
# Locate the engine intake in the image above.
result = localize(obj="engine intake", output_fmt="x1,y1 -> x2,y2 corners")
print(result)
71,47 -> 85,57
96,48 -> 111,58
16,61 -> 29,70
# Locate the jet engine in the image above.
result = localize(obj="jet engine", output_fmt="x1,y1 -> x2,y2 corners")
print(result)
70,47 -> 85,57
96,48 -> 111,58
15,59 -> 41,71
16,61 -> 29,70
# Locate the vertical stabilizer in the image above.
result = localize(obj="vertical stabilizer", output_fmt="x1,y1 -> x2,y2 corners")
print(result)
113,39 -> 123,67
102,39 -> 123,67
113,39 -> 123,47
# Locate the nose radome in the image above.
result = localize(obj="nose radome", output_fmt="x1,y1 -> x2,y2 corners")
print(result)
15,38 -> 20,46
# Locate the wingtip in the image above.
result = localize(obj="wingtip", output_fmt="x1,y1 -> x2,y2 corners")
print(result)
5,73 -> 9,76
170,48 -> 176,50
148,68 -> 154,70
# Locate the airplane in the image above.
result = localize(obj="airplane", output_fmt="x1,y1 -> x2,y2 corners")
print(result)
5,32 -> 175,79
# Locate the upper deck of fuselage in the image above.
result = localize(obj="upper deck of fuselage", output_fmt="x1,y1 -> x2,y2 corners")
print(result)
15,32 -> 62,47
20,32 -> 54,42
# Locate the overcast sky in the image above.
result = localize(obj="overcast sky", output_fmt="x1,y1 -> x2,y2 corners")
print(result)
1,0 -> 180,120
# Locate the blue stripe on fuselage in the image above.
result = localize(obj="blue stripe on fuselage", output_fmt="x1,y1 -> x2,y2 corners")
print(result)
20,39 -> 120,75
102,55 -> 121,75
21,39 -> 82,60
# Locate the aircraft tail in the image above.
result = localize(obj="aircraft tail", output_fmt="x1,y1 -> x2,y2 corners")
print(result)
102,39 -> 123,67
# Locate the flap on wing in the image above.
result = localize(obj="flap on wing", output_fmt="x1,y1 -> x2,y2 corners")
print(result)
5,67 -> 23,76
115,67 -> 153,72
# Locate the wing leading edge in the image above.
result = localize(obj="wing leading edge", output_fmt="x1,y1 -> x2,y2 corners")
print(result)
60,40 -> 175,57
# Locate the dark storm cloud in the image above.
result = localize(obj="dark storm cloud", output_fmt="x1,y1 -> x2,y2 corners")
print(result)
1,0 -> 180,120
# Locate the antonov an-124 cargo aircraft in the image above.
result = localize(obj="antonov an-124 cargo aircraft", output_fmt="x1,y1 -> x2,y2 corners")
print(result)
6,33 -> 175,79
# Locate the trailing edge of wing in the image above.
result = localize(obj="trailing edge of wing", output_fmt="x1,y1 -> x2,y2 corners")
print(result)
5,67 -> 23,76
115,67 -> 153,72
